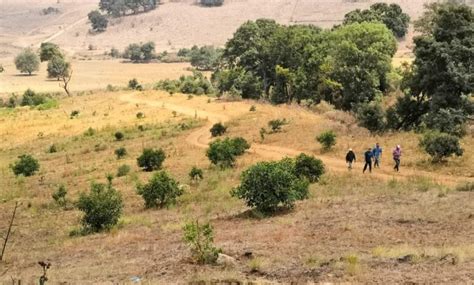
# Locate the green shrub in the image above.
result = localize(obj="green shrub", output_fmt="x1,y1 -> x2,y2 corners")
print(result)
128,78 -> 142,90
20,89 -> 48,107
116,164 -> 131,177
249,105 -> 256,112
200,0 -> 224,7
114,131 -> 124,141
210,122 -> 227,137
136,112 -> 145,119
294,153 -> 325,183
356,103 -> 386,133
268,119 -> 287,133
70,110 -> 80,118
76,179 -> 123,233
154,71 -> 213,95
183,220 -> 221,264
115,147 -> 127,159
48,144 -> 58,153
189,166 -> 204,181
316,130 -> 337,151
11,154 -> 40,177
206,137 -> 250,168
456,182 -> 474,192
232,159 -> 309,214
83,127 -> 96,137
52,185 -> 67,206
137,148 -> 166,172
137,171 -> 183,208
419,132 -> 463,162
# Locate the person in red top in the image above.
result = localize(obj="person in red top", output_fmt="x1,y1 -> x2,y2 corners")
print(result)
392,145 -> 401,172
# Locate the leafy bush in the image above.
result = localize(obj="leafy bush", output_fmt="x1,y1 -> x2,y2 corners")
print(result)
136,112 -> 145,119
76,179 -> 123,233
456,182 -> 474,192
137,148 -> 166,171
48,144 -> 58,153
137,171 -> 183,208
154,71 -> 213,95
128,78 -> 143,90
115,147 -> 127,159
419,132 -> 463,162
356,103 -> 386,133
268,119 -> 287,133
124,42 -> 155,62
249,105 -> 256,112
114,131 -> 124,141
20,89 -> 47,106
200,0 -> 224,7
183,220 -> 221,264
11,154 -> 40,177
316,130 -> 337,151
294,153 -> 325,183
83,127 -> 96,137
70,110 -> 80,118
88,10 -> 108,32
188,45 -> 223,71
422,108 -> 467,137
206,137 -> 250,168
52,185 -> 67,206
189,166 -> 204,181
116,164 -> 131,177
232,159 -> 309,213
210,122 -> 227,137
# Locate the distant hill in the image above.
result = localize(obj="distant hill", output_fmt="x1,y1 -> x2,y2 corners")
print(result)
0,0 -> 440,58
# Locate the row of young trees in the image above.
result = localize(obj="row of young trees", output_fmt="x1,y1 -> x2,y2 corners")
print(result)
99,0 -> 158,17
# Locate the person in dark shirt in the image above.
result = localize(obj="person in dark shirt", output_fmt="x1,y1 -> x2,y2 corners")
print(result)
363,148 -> 373,173
345,148 -> 356,170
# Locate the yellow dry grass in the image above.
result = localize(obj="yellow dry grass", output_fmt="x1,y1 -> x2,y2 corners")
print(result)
0,59 -> 191,94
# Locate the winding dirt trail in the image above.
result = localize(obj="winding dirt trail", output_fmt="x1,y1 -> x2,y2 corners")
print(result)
121,93 -> 472,186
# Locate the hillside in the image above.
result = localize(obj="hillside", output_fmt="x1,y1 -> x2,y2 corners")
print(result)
0,0 -> 436,58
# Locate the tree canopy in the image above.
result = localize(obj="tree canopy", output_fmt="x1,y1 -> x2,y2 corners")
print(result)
99,0 -> 158,17
14,48 -> 40,75
88,10 -> 108,32
343,3 -> 411,38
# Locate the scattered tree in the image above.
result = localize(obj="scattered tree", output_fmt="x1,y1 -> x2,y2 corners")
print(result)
206,137 -> 250,168
14,48 -> 40,75
88,10 -> 108,32
200,0 -> 224,6
137,171 -> 183,208
137,148 -> 166,171
210,122 -> 227,137
47,55 -> 70,80
76,178 -> 123,233
11,154 -> 40,177
419,132 -> 464,162
39,42 -> 63,62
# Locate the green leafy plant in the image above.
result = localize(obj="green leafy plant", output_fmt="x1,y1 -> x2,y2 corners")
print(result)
136,112 -> 145,119
137,148 -> 166,172
210,122 -> 227,137
294,153 -> 325,183
114,147 -> 127,159
76,178 -> 123,233
419,132 -> 463,162
11,154 -> 40,177
116,164 -> 131,177
70,110 -> 80,118
268,119 -> 287,133
137,171 -> 183,208
206,137 -> 250,168
183,220 -> 221,264
48,144 -> 58,153
316,130 -> 337,151
52,185 -> 68,206
189,166 -> 204,182
114,131 -> 124,141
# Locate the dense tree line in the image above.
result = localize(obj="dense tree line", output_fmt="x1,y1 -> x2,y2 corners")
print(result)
343,3 -> 410,38
99,0 -> 158,17
213,19 -> 396,110
387,2 -> 473,137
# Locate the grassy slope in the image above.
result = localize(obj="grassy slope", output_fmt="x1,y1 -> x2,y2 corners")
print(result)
0,91 -> 472,283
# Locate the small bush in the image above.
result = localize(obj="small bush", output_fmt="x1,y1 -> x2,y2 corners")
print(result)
70,110 -> 80,118
136,112 -> 145,119
268,119 -> 287,133
128,78 -> 142,90
83,127 -> 96,137
116,164 -> 131,177
11,154 -> 40,177
137,148 -> 166,171
456,182 -> 474,192
115,147 -> 127,159
249,105 -> 256,112
189,166 -> 204,181
294,153 -> 325,183
356,103 -> 386,133
52,185 -> 68,206
419,132 -> 463,162
48,144 -> 58,153
76,179 -> 123,233
206,137 -> 250,168
316,130 -> 336,151
232,159 -> 309,213
114,131 -> 124,141
210,122 -> 227,137
183,220 -> 221,264
137,171 -> 183,208
21,89 -> 47,106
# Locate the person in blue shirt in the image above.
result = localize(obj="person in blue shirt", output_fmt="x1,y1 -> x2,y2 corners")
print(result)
372,143 -> 383,168
363,148 -> 373,173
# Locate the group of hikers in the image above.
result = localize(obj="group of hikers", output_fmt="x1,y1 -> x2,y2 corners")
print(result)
345,143 -> 402,173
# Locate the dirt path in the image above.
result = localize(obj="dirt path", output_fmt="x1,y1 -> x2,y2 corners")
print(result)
121,93 -> 472,186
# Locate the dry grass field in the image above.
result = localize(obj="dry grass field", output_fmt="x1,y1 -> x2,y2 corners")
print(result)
0,91 -> 473,283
